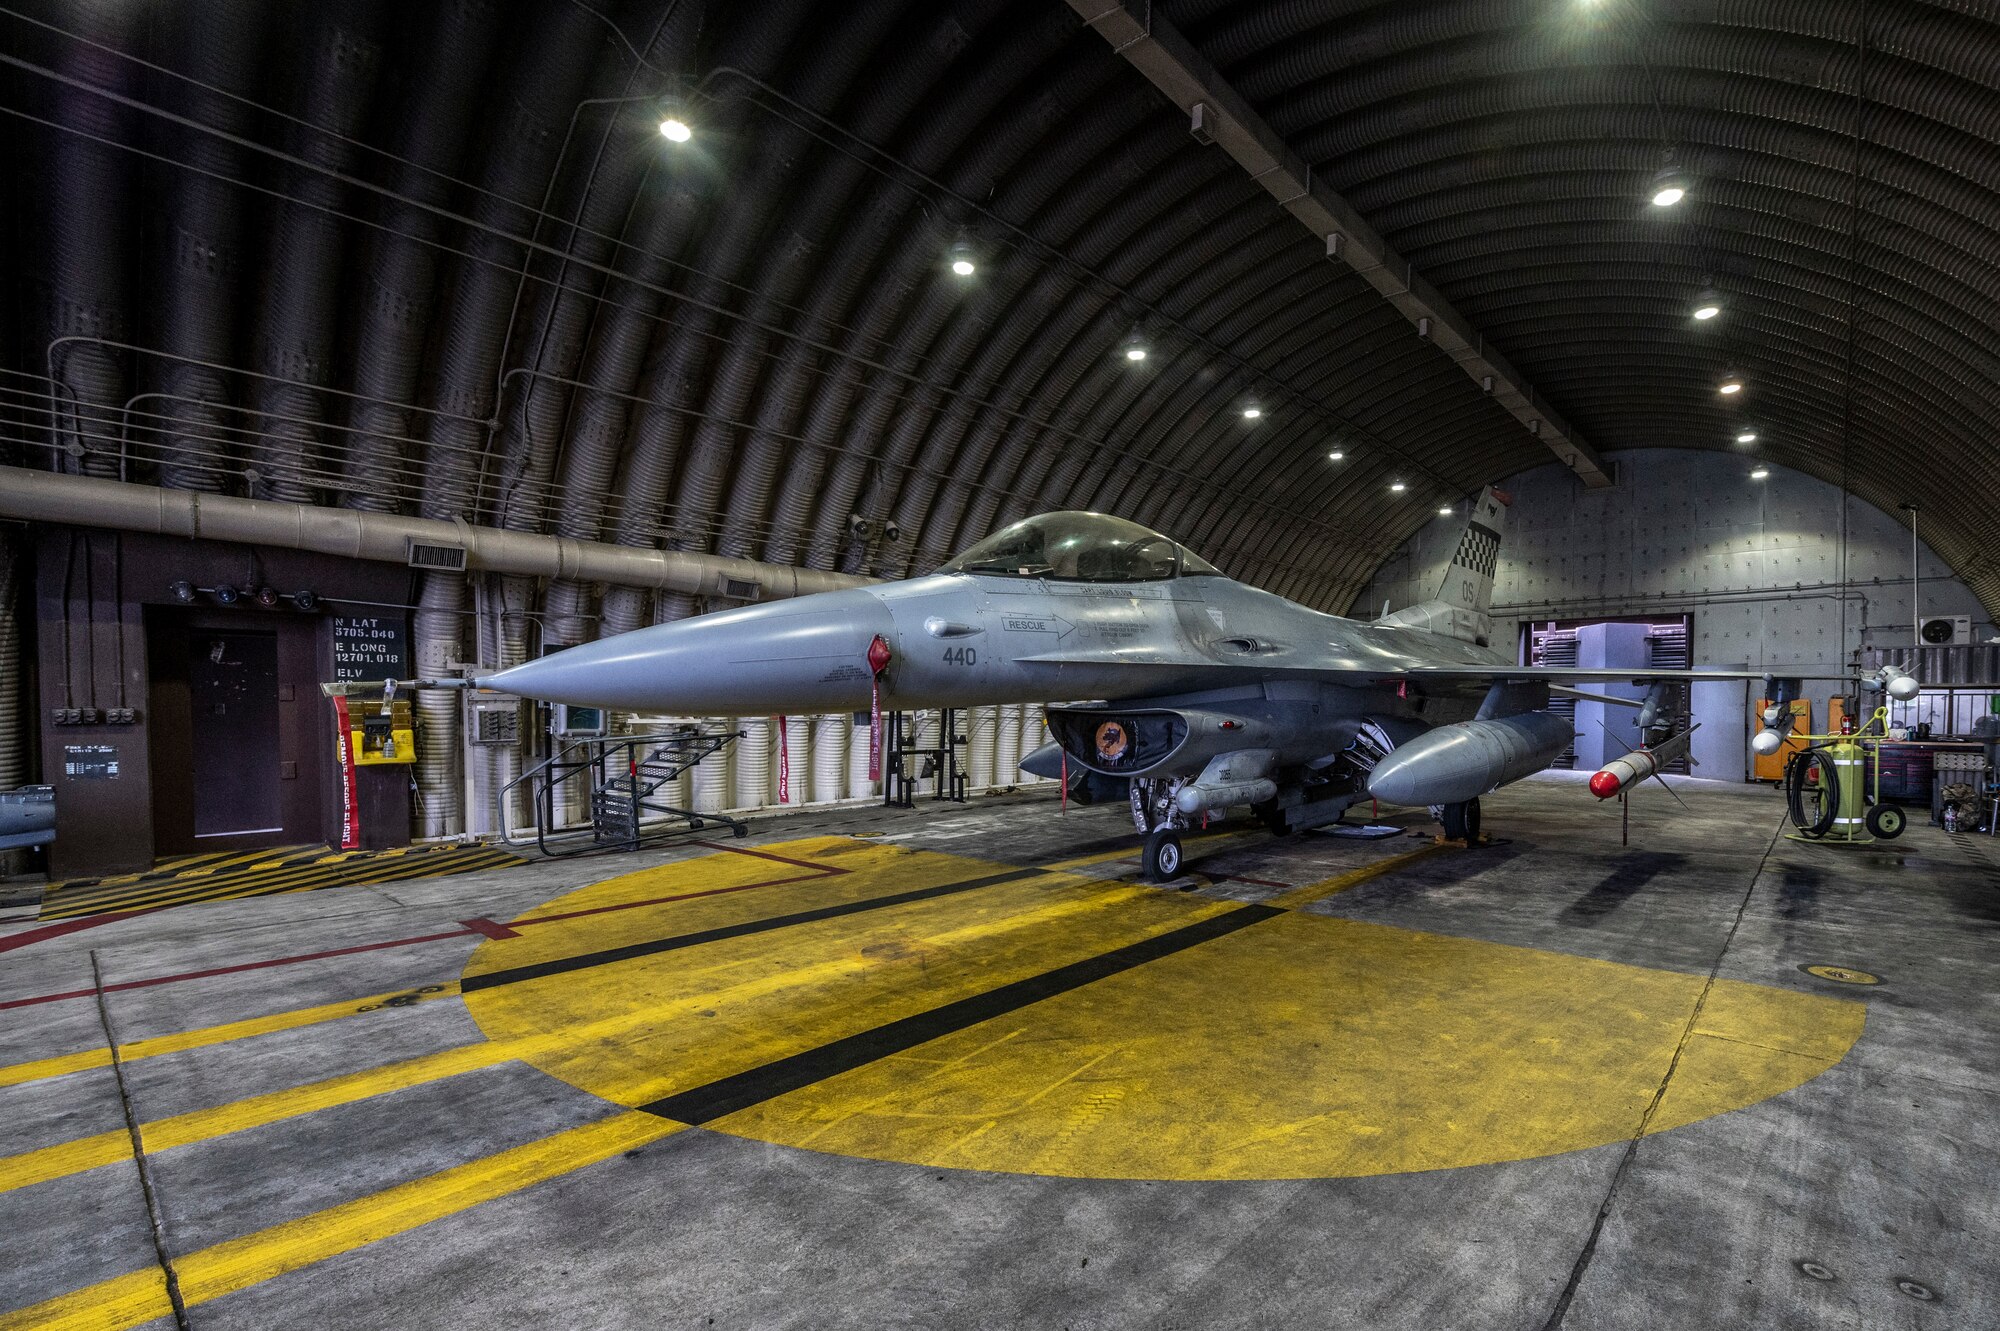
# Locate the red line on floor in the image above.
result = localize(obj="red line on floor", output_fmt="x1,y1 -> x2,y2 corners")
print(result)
0,849 -> 862,1007
0,909 -> 155,955
0,927 -> 478,1011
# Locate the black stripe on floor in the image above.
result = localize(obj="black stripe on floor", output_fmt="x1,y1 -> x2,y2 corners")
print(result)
642,902 -> 1282,1124
460,866 -> 1050,993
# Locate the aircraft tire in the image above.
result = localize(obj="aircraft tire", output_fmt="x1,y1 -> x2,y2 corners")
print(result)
1441,798 -> 1481,842
1864,803 -> 1905,840
1142,828 -> 1184,882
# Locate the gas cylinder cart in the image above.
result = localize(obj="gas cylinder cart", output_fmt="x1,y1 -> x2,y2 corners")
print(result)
1781,705 -> 1906,845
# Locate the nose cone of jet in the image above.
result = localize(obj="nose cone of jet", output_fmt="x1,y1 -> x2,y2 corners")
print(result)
479,588 -> 894,715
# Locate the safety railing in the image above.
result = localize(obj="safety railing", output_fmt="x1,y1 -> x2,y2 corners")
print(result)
499,726 -> 744,857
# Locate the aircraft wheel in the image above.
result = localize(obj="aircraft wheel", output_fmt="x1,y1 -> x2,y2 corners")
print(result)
1142,828 -> 1184,882
1864,803 -> 1906,840
1440,798 -> 1482,842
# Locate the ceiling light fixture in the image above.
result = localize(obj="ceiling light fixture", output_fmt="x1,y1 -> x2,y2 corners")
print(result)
1736,430 -> 1758,444
1692,287 -> 1723,320
1119,328 -> 1149,362
1717,371 -> 1744,395
658,117 -> 691,143
1241,406 -> 1262,420
1439,506 -> 1453,515
1750,467 -> 1770,480
946,239 -> 976,277
1390,482 -> 1407,493
1327,450 -> 1344,461
1649,165 -> 1688,207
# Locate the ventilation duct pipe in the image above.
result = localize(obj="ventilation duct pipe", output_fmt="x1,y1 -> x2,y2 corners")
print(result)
0,535 -> 24,794
150,0 -> 261,494
488,0 -> 702,538
339,1 -> 508,512
0,466 -> 869,600
251,4 -> 387,504
44,0 -> 139,480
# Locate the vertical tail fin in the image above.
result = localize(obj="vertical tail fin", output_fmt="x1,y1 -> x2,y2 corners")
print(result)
1435,485 -> 1509,620
1380,485 -> 1510,645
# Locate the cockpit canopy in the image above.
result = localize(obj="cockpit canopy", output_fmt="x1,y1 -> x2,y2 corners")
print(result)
940,511 -> 1223,583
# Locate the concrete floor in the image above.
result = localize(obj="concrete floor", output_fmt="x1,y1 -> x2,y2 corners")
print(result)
2,774 -> 1995,1330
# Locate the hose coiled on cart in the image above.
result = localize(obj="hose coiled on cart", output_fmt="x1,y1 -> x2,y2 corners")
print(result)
1784,746 -> 1840,838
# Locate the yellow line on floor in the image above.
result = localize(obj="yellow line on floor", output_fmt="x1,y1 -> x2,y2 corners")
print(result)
0,1042 -> 513,1195
0,1111 -> 683,1331
0,982 -> 464,1090
1265,844 -> 1446,909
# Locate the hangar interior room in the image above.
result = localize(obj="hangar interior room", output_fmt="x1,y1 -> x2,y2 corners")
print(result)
3,0 -> 1999,1327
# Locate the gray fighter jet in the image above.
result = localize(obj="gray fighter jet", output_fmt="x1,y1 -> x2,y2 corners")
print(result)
483,490 -> 1916,879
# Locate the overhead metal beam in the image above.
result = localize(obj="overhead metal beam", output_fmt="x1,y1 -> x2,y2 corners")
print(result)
1069,0 -> 1613,488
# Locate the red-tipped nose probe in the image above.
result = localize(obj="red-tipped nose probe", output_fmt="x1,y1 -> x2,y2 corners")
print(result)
1590,725 -> 1699,799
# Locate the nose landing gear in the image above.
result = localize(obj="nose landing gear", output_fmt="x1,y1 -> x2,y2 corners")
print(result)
1141,827 -> 1184,881
1131,777 -> 1192,882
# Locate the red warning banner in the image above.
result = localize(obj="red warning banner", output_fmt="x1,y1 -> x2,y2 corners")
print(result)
331,695 -> 361,850
776,715 -> 790,804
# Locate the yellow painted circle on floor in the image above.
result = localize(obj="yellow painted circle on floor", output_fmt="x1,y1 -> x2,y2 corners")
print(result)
462,837 -> 1868,1181
1801,964 -> 1883,986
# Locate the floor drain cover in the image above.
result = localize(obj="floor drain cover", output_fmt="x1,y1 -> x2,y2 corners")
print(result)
1895,1278 -> 1938,1302
1799,964 -> 1883,985
1795,1261 -> 1836,1282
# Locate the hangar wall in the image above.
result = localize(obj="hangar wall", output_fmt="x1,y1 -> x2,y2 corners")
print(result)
1355,448 -> 1991,770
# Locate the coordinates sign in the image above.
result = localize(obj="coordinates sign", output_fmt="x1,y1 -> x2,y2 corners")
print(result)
331,616 -> 410,683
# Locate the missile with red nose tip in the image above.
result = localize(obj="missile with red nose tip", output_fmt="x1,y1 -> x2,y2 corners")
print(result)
1589,725 -> 1699,799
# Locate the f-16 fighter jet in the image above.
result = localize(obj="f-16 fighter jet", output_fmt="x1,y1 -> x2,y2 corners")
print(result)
483,490 -> 1916,880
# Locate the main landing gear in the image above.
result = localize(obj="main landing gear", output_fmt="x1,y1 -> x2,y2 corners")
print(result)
1437,797 -> 1482,844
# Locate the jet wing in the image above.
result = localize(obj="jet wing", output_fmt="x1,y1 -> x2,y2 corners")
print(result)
1013,650 -> 1860,688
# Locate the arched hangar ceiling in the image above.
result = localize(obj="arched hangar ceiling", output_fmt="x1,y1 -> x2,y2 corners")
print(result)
4,0 -> 1996,627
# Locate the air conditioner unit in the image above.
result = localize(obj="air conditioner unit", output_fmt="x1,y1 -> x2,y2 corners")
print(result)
1919,614 -> 1971,645
468,700 -> 521,747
